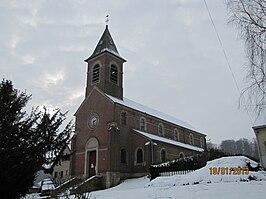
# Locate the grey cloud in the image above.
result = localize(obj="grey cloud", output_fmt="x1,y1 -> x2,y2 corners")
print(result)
0,0 -> 254,144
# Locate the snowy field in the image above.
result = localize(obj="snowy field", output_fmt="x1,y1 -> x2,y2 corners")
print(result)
88,177 -> 266,199
88,156 -> 266,199
23,156 -> 266,199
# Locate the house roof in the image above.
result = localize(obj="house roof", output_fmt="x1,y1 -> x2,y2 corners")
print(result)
85,25 -> 124,61
253,111 -> 266,129
133,129 -> 204,152
106,94 -> 203,134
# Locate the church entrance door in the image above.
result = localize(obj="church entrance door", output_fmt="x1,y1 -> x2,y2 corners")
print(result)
88,150 -> 96,177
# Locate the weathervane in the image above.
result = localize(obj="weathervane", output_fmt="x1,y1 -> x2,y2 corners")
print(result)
105,15 -> 110,26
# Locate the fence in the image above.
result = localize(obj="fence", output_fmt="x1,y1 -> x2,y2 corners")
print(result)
159,170 -> 194,176
149,154 -> 208,180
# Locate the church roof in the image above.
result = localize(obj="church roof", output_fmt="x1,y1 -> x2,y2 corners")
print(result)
85,25 -> 124,61
106,94 -> 203,135
133,129 -> 204,152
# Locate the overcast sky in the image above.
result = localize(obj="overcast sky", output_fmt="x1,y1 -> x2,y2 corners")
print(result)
0,0 -> 256,144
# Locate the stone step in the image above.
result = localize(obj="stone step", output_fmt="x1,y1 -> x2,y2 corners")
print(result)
70,175 -> 103,195
50,177 -> 82,197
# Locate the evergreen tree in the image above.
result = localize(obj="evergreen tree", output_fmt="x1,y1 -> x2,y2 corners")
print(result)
0,79 -> 73,198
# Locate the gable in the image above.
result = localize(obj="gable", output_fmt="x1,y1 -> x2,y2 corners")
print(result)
75,86 -> 114,116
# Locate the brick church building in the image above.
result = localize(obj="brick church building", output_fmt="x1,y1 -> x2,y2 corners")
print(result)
70,25 -> 206,188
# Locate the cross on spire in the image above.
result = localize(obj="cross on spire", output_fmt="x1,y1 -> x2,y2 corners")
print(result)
105,15 -> 110,26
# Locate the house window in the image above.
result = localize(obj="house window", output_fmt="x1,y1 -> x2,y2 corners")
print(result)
158,123 -> 164,136
60,171 -> 64,178
62,154 -> 70,161
160,149 -> 166,162
54,172 -> 58,178
200,137 -> 204,148
136,148 -> 144,164
140,117 -> 146,131
174,129 -> 179,140
189,133 -> 194,145
121,149 -> 127,164
120,111 -> 127,125
110,64 -> 118,84
92,64 -> 100,84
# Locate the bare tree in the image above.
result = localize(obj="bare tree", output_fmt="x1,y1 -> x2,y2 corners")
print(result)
220,139 -> 236,154
226,0 -> 266,114
219,138 -> 259,160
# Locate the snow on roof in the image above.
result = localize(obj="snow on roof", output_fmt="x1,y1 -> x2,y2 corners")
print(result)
253,110 -> 266,128
106,94 -> 200,133
133,129 -> 204,152
101,47 -> 123,59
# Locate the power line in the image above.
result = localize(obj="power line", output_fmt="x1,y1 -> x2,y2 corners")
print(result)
203,0 -> 240,93
203,0 -> 253,123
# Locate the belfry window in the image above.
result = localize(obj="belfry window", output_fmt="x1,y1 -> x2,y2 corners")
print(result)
92,64 -> 100,84
110,64 -> 118,84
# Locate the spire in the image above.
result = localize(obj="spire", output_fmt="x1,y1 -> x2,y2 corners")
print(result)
86,25 -> 122,61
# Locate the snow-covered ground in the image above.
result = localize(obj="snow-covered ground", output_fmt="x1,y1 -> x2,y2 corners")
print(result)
21,177 -> 266,199
88,178 -> 266,199
23,156 -> 266,199
88,156 -> 266,199
149,156 -> 266,187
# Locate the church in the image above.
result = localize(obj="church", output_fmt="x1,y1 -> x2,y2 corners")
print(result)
70,25 -> 206,188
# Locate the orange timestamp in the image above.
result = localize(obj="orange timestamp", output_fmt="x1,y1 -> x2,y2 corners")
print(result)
209,167 -> 249,175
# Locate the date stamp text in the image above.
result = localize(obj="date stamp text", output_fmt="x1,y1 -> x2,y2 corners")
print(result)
209,167 -> 249,175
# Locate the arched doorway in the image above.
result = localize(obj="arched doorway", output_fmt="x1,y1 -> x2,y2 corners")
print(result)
84,137 -> 99,177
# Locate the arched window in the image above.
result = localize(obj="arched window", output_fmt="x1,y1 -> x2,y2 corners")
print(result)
179,152 -> 184,158
121,149 -> 127,164
92,64 -> 100,84
110,64 -> 118,84
158,123 -> 164,136
120,111 -> 127,125
140,117 -> 146,131
174,129 -> 179,140
189,133 -> 194,145
136,148 -> 144,164
200,137 -> 204,148
160,149 -> 166,162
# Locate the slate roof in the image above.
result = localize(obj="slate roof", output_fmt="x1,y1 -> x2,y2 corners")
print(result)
134,129 -> 204,152
106,94 -> 204,135
85,25 -> 124,61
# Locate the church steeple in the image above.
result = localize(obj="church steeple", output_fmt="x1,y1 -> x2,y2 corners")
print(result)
86,25 -> 120,61
85,26 -> 126,99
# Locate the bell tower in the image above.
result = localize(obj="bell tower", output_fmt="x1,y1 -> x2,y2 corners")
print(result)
85,25 -> 126,100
